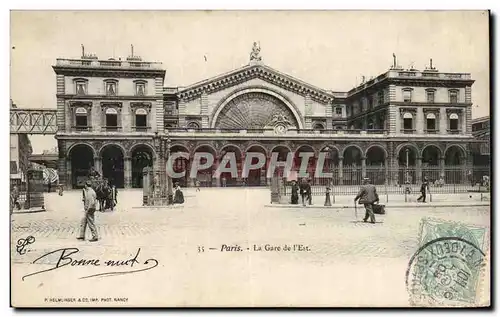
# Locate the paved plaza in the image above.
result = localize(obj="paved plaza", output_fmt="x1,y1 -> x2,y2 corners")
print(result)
11,189 -> 490,307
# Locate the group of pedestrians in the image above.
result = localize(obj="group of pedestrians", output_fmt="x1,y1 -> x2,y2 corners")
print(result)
290,178 -> 312,206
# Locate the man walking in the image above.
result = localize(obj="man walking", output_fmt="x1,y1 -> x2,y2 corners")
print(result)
299,178 -> 312,206
417,176 -> 429,203
78,181 -> 98,242
354,178 -> 379,224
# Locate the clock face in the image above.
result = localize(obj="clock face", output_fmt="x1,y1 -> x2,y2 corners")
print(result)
274,124 -> 287,134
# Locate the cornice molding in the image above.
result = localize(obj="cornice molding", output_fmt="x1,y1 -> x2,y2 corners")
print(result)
391,102 -> 472,107
177,64 -> 335,104
388,78 -> 475,87
52,66 -> 165,78
58,94 -> 158,101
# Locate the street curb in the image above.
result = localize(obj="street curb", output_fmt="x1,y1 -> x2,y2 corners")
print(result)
264,203 -> 490,209
11,208 -> 46,214
131,205 -> 184,209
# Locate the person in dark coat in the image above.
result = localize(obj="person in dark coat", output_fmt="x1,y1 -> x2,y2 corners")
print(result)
299,178 -> 312,206
173,183 -> 185,204
354,178 -> 379,224
290,180 -> 299,204
417,177 -> 429,203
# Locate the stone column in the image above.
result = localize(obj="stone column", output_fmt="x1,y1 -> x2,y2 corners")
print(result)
94,157 -> 102,176
439,156 -> 445,179
212,157 -> 219,187
338,157 -> 343,185
361,157 -> 366,178
439,107 -> 447,135
266,155 -> 272,186
416,107 -> 424,134
66,159 -> 72,189
124,156 -> 132,189
57,157 -> 66,187
238,153 -> 245,185
384,159 -> 389,185
416,156 -> 422,184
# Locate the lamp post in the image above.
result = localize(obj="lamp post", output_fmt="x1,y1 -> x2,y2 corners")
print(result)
166,138 -> 173,204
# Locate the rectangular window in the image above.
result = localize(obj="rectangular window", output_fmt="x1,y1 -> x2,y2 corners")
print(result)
106,82 -> 117,96
76,82 -> 87,95
403,118 -> 413,130
378,91 -> 384,105
136,83 -> 146,96
75,115 -> 88,128
335,107 -> 342,115
403,90 -> 412,102
10,161 -> 17,174
449,90 -> 458,103
426,90 -> 435,103
136,114 -> 147,129
426,118 -> 436,130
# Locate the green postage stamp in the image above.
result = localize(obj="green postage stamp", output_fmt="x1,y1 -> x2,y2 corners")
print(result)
406,218 -> 489,307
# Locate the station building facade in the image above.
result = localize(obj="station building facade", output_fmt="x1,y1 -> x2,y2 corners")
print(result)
54,47 -> 477,188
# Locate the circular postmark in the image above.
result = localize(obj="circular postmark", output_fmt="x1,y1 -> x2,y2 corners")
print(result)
406,237 -> 485,306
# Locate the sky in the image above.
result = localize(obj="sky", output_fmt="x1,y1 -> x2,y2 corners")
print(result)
10,10 -> 490,153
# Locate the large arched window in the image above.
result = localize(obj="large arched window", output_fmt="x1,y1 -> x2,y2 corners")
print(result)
403,112 -> 414,132
105,108 -> 118,131
449,113 -> 459,131
135,108 -> 148,131
75,107 -> 88,131
426,113 -> 436,132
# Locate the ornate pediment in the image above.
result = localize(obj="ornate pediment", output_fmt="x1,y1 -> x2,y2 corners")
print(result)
177,64 -> 334,104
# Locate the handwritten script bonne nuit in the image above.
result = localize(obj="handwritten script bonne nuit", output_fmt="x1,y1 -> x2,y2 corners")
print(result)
22,248 -> 158,281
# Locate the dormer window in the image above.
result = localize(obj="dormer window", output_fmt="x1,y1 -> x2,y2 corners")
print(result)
135,80 -> 147,96
104,79 -> 118,96
449,90 -> 458,103
74,79 -> 88,96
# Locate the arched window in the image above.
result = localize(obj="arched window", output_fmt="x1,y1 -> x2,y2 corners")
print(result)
449,113 -> 459,131
75,107 -> 88,130
105,108 -> 118,131
313,123 -> 325,130
187,122 -> 200,129
403,112 -> 413,131
426,113 -> 436,131
135,108 -> 148,131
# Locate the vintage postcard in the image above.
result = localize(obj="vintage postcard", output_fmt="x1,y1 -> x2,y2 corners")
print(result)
9,10 -> 491,307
